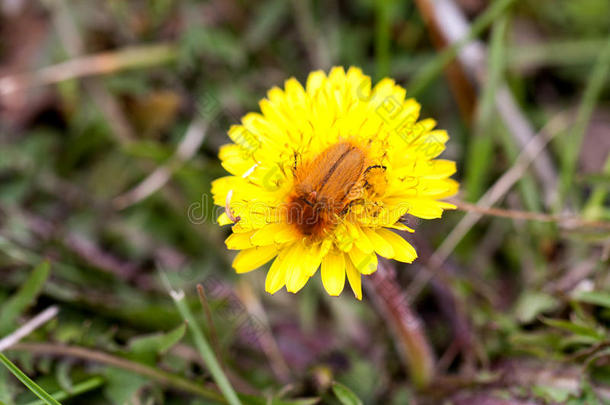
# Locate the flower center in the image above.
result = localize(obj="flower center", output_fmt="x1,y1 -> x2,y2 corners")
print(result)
287,142 -> 366,237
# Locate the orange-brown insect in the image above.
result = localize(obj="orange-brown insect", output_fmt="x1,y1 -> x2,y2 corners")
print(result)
287,142 -> 369,237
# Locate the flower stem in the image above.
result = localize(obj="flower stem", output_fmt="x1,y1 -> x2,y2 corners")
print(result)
367,261 -> 435,388
170,289 -> 243,405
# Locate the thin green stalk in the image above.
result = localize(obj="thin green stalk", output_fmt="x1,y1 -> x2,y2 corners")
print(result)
506,38 -> 608,70
496,124 -> 547,230
464,14 -> 508,201
556,34 -> 610,212
23,377 -> 104,405
170,289 -> 242,405
408,0 -> 516,96
375,0 -> 392,80
8,343 -> 225,403
0,261 -> 50,335
0,353 -> 62,405
584,155 -> 610,220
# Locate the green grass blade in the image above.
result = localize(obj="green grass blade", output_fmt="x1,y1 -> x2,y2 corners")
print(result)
332,382 -> 363,405
584,155 -> 610,219
574,291 -> 610,309
556,34 -> 610,211
375,0 -> 392,80
169,288 -> 242,405
0,353 -> 62,405
23,377 -> 104,405
464,14 -> 508,201
0,261 -> 50,335
496,125 -> 548,235
506,38 -> 608,70
408,0 -> 516,96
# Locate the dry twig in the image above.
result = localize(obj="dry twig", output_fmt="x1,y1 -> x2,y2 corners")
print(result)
407,112 -> 570,300
0,44 -> 175,96
113,118 -> 208,210
416,0 -> 559,206
0,307 -> 59,352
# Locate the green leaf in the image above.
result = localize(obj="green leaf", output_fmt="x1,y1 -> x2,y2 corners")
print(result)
157,323 -> 187,353
0,353 -> 62,405
573,291 -> 610,309
180,27 -> 245,69
532,385 -> 574,403
559,334 -> 603,350
0,261 -> 50,334
332,382 -> 363,405
541,318 -> 605,341
514,291 -> 560,323
103,368 -> 148,405
55,361 -> 73,394
239,396 -> 319,405
128,324 -> 186,364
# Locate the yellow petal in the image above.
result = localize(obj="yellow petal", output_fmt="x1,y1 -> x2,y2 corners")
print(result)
376,228 -> 417,263
274,225 -> 300,244
227,124 -> 261,152
348,223 -> 374,254
306,70 -> 326,96
423,159 -> 457,179
217,212 -> 233,226
412,178 -> 459,198
348,247 -> 378,275
285,78 -> 307,106
387,222 -> 415,232
218,144 -> 256,176
265,248 -> 290,294
321,250 -> 346,296
284,243 -> 324,293
210,176 -> 234,206
346,66 -> 369,100
284,243 -> 308,293
392,159 -> 456,180
363,227 -> 395,258
251,223 -> 295,246
305,243 -> 326,277
402,199 -> 456,219
328,66 -> 347,86
225,231 -> 256,250
286,273 -> 309,293
345,258 -> 362,300
232,245 -> 278,274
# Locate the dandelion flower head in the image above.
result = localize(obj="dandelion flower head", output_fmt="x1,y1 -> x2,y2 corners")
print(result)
212,67 -> 458,299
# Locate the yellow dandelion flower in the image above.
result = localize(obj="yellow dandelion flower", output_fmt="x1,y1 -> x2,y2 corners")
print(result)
212,66 -> 458,299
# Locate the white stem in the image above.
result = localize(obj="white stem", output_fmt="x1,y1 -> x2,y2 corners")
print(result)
0,306 -> 59,352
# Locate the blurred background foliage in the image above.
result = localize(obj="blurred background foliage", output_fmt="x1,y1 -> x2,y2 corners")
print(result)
0,0 -> 609,404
